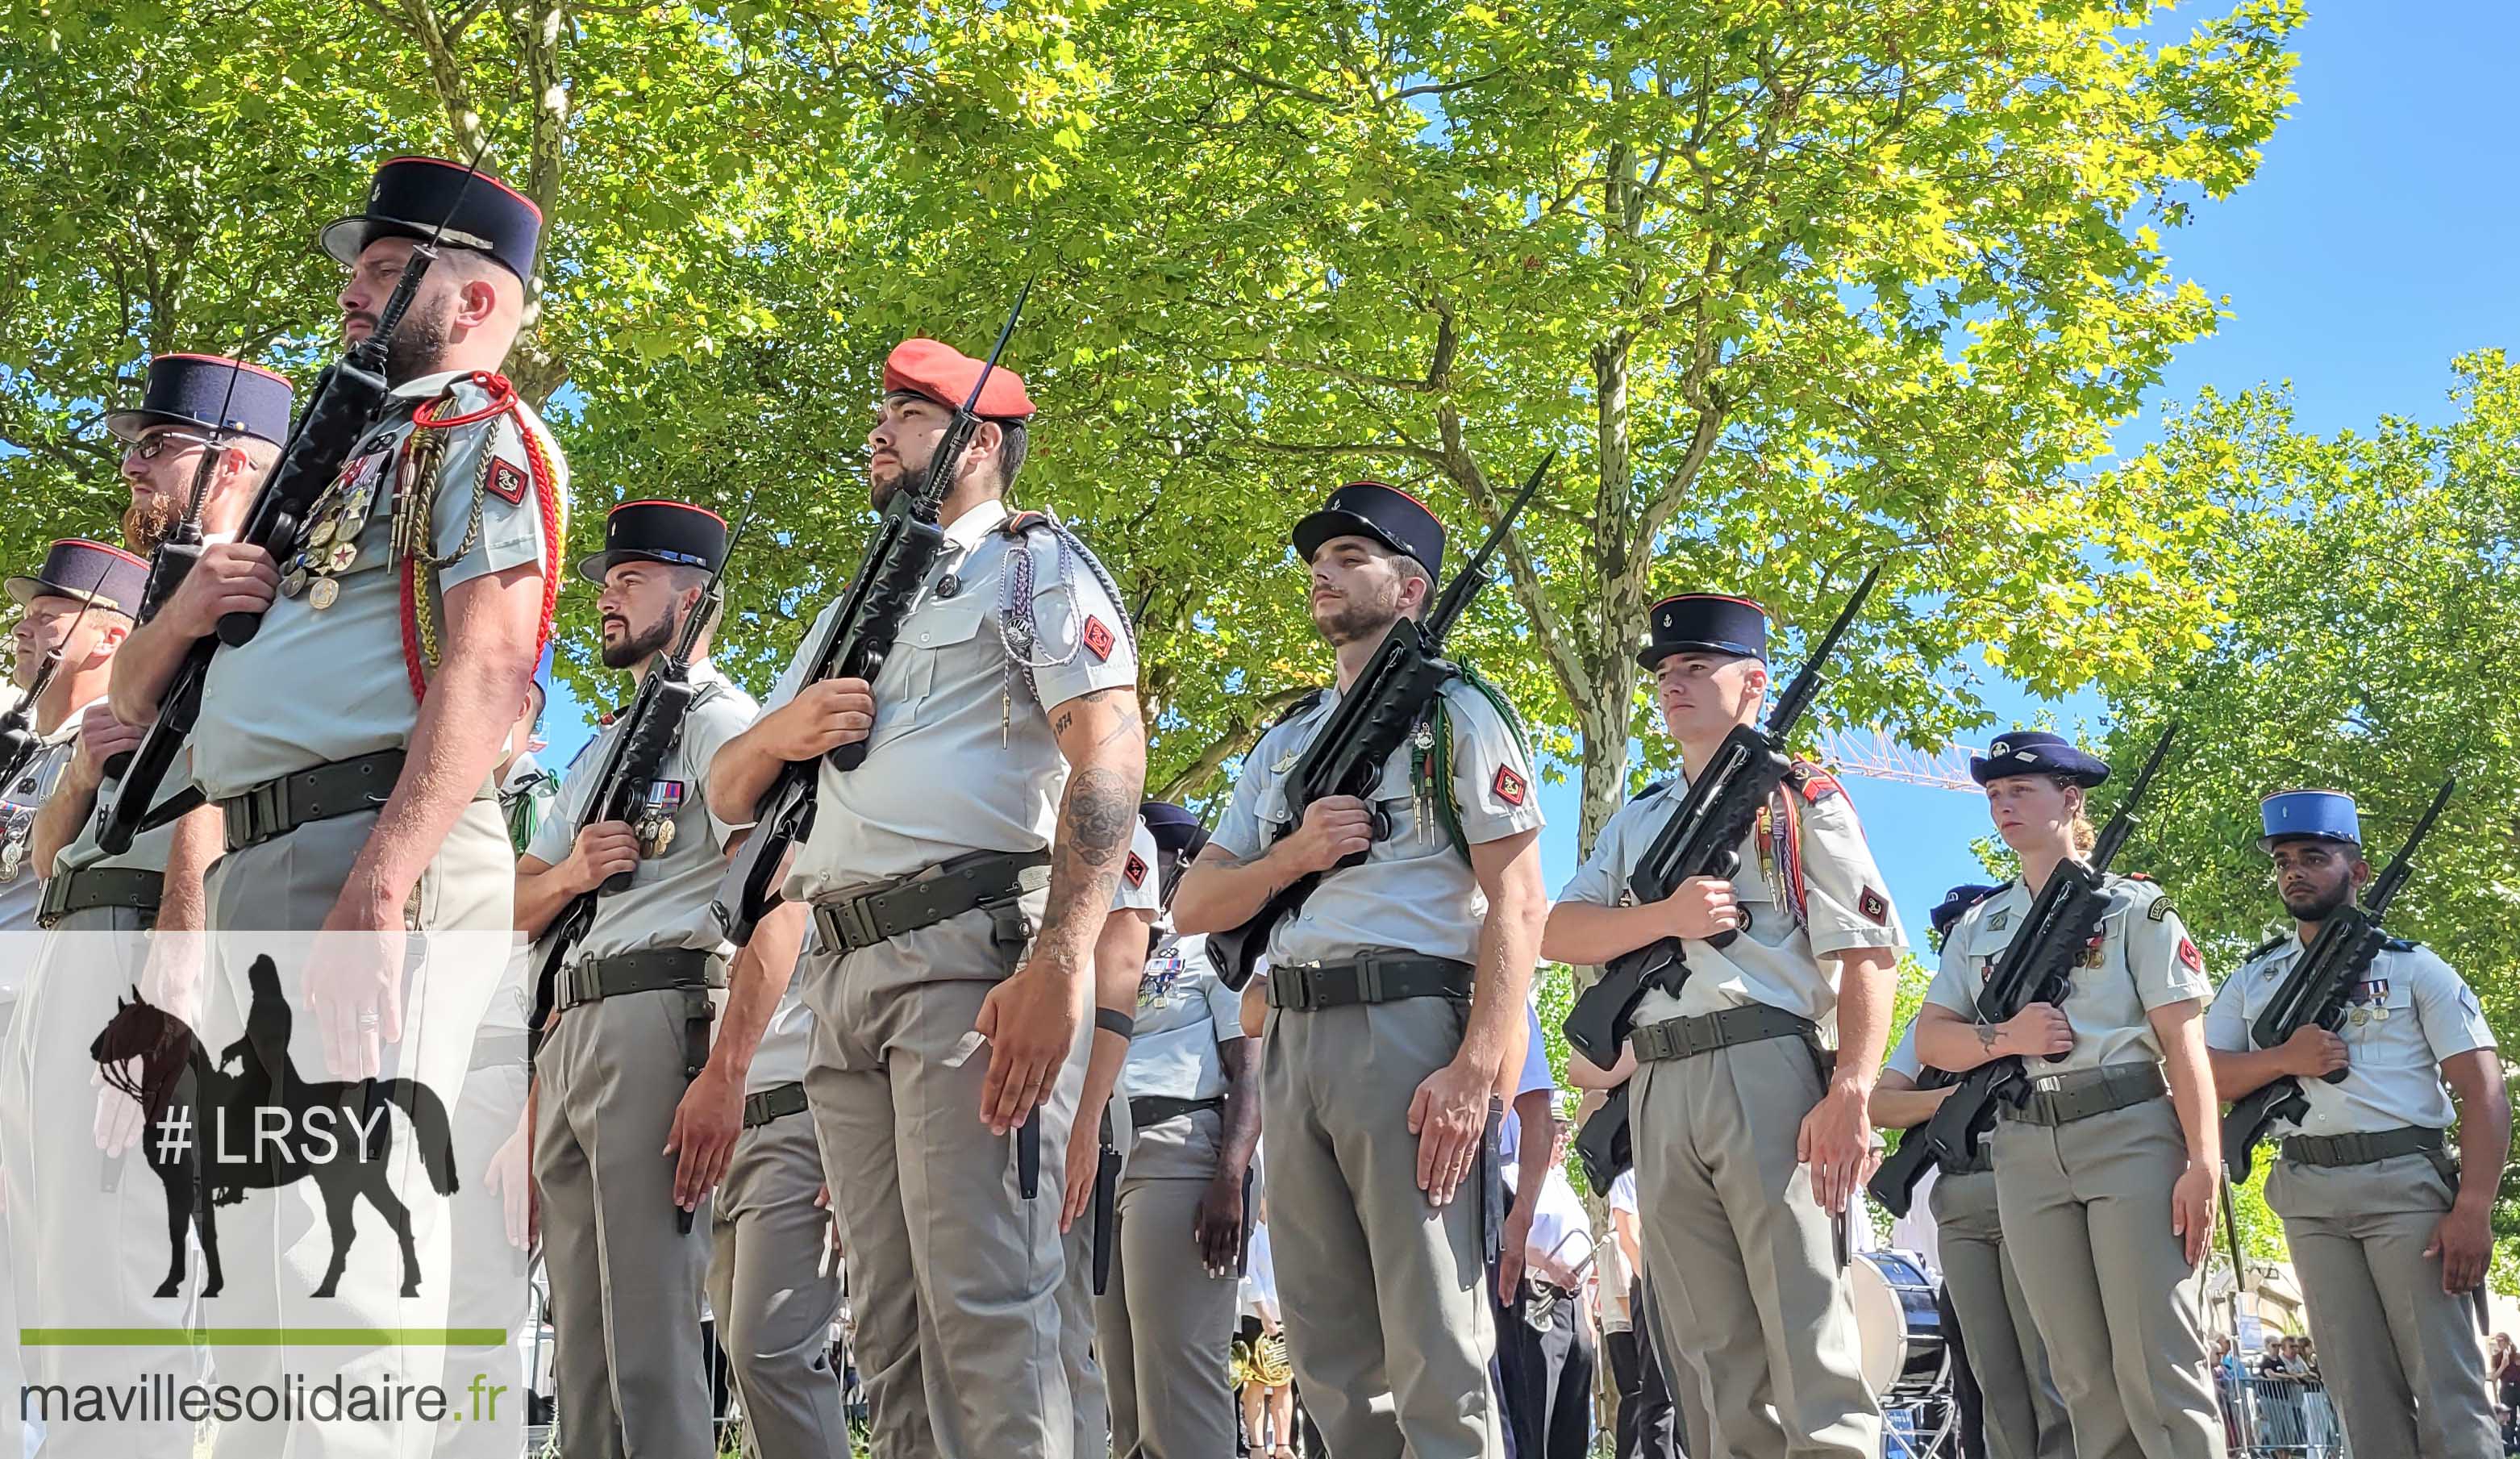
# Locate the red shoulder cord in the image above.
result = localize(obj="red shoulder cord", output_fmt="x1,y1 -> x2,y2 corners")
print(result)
399,372 -> 564,702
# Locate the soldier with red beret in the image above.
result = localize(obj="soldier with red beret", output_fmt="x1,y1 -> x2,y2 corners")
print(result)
710,333 -> 1147,1458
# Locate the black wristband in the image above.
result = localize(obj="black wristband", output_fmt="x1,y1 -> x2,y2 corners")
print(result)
1095,1007 -> 1136,1040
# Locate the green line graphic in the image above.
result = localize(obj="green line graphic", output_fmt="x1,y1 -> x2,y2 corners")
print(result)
22,1328 -> 509,1347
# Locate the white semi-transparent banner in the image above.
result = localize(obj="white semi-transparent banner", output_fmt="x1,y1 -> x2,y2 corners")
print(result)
0,927 -> 530,1459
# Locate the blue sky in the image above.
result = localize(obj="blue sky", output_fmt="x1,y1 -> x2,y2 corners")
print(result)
541,5 -> 2519,929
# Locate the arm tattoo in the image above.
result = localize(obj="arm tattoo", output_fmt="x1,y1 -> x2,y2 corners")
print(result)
1036,765 -> 1138,953
1976,1023 -> 1997,1053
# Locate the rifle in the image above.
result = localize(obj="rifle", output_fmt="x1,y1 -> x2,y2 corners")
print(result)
97,148 -> 494,856
1559,567 -> 1882,1070
527,509 -> 752,1053
1866,723 -> 2181,1217
2222,777 -> 2455,1182
0,566 -> 115,787
1206,450 -> 1553,991
714,279 -> 1031,948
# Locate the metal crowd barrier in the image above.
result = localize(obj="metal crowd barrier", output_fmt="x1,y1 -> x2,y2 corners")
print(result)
2214,1372 -> 2349,1458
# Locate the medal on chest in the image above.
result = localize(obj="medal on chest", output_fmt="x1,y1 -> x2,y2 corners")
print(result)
281,435 -> 397,608
2345,977 -> 2391,1028
633,781 -> 685,860
1137,950 -> 1187,1011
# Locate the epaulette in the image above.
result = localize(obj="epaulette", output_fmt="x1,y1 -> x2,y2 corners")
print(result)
1637,776 -> 1675,799
2246,933 -> 2289,962
998,509 -> 1052,536
1787,758 -> 1843,803
2121,871 -> 2154,882
1268,688 -> 1327,733
2381,936 -> 2418,953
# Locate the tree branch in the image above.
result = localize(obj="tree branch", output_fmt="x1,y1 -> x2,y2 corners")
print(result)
1435,403 -> 1597,713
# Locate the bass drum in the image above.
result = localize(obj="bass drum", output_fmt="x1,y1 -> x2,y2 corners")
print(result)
1851,1249 -> 1948,1403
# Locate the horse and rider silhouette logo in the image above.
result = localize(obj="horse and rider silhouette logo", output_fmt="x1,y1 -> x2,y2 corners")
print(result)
88,953 -> 459,1302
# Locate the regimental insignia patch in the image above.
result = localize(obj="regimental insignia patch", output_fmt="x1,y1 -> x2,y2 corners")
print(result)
2149,898 -> 2174,923
486,456 -> 529,506
1492,765 -> 1528,807
1124,852 -> 1148,889
1858,887 -> 1889,925
2177,938 -> 2204,976
1081,615 -> 1116,662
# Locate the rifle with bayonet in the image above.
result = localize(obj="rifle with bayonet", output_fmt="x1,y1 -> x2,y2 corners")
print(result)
0,567 -> 114,788
1207,450 -> 1554,992
1559,566 -> 1883,1073
97,148 -> 495,856
1867,723 -> 2181,1217
529,508 -> 752,1054
2222,777 -> 2456,1182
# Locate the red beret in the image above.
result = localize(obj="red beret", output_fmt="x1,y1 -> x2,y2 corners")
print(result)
882,338 -> 1035,419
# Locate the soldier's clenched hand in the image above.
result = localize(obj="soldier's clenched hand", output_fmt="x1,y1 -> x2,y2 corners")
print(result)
1283,794 -> 1374,875
1997,1002 -> 2073,1058
74,702 -> 144,777
161,542 -> 277,640
761,678 -> 877,762
1661,877 -> 1742,940
564,821 -> 641,893
2280,1025 -> 2347,1078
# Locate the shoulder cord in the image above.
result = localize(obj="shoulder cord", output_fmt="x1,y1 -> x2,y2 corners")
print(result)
1755,789 -> 1809,928
396,373 -> 564,702
996,514 -> 1138,725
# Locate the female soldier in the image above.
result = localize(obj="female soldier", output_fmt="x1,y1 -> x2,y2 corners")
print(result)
1913,729 -> 2224,1459
1093,800 -> 1264,1458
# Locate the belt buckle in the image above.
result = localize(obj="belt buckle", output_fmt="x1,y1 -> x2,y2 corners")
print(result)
836,895 -> 881,951
1281,962 -> 1318,1011
2031,1074 -> 2064,1095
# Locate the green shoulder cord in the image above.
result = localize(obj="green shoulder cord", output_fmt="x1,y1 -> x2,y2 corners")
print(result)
1411,664 -> 1529,864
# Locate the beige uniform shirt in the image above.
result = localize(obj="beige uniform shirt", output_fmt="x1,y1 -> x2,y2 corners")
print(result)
1556,770 -> 1906,1030
1925,873 -> 2209,1075
525,662 -> 758,966
2206,936 -> 2493,1136
766,498 -> 1138,899
1210,675 -> 1543,969
193,370 -> 567,799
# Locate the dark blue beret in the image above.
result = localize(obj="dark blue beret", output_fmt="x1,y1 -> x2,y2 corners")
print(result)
1639,594 -> 1768,669
6,539 -> 149,618
1969,728 -> 2110,788
1293,481 -> 1445,580
1141,801 -> 1206,855
576,500 -> 729,583
104,353 -> 295,446
1931,882 -> 2005,940
320,155 -> 544,281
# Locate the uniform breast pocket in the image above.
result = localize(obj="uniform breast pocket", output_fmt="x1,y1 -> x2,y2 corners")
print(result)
876,595 -> 989,742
